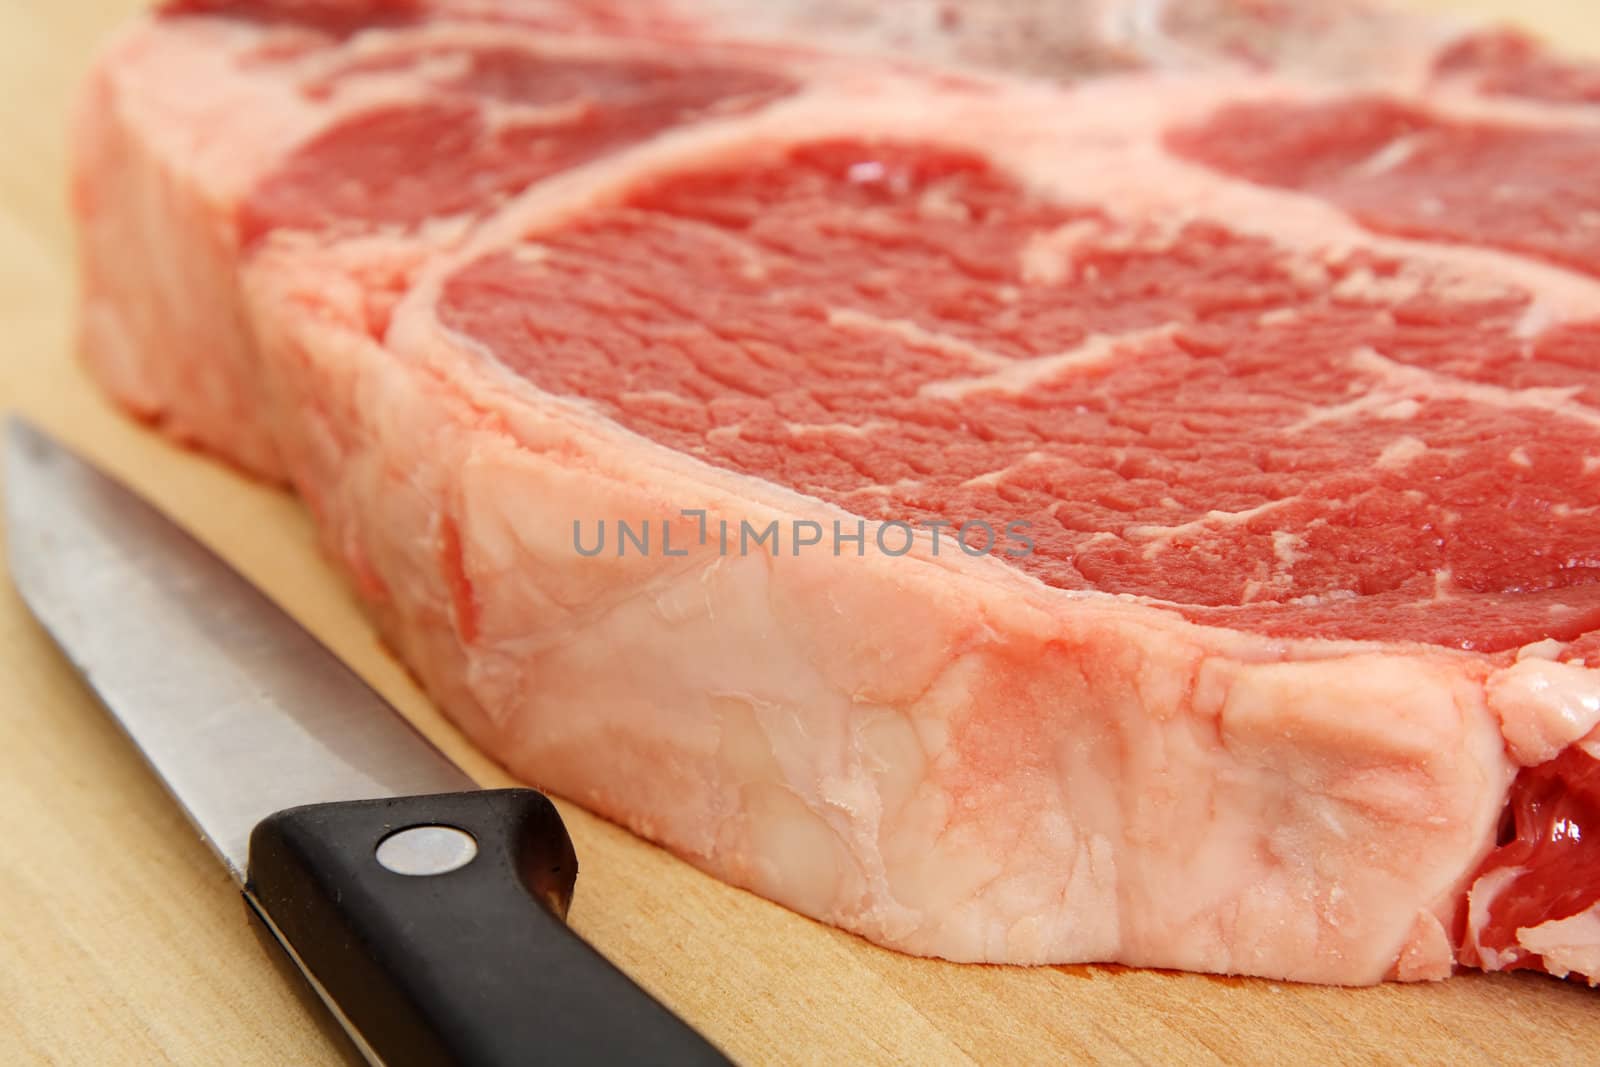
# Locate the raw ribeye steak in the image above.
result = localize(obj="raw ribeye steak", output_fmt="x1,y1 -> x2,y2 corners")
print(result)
72,0 -> 1600,985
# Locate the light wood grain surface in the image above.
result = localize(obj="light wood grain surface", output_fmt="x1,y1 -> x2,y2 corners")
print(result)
3,3 -> 1598,1065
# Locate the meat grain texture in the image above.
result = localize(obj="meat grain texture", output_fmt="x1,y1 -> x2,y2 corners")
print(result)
74,0 -> 1600,985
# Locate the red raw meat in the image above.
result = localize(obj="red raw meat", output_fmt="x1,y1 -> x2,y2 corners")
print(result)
71,0 -> 1600,984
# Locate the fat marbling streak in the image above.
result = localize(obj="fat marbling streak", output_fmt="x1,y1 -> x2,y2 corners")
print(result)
4,418 -> 729,1067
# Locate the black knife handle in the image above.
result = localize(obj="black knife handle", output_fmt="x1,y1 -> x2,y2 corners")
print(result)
244,789 -> 730,1067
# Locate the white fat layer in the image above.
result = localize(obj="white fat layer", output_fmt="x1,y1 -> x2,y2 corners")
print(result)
1517,905 -> 1600,985
1465,865 -> 1526,972
1517,638 -> 1565,662
1487,659 -> 1600,766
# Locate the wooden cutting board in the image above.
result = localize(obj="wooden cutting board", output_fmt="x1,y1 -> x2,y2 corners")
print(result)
3,3 -> 1597,1064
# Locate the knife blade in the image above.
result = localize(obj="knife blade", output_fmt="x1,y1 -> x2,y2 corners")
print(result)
4,417 -> 730,1067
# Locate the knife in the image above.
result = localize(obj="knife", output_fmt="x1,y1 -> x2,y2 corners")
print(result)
3,418 -> 731,1067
